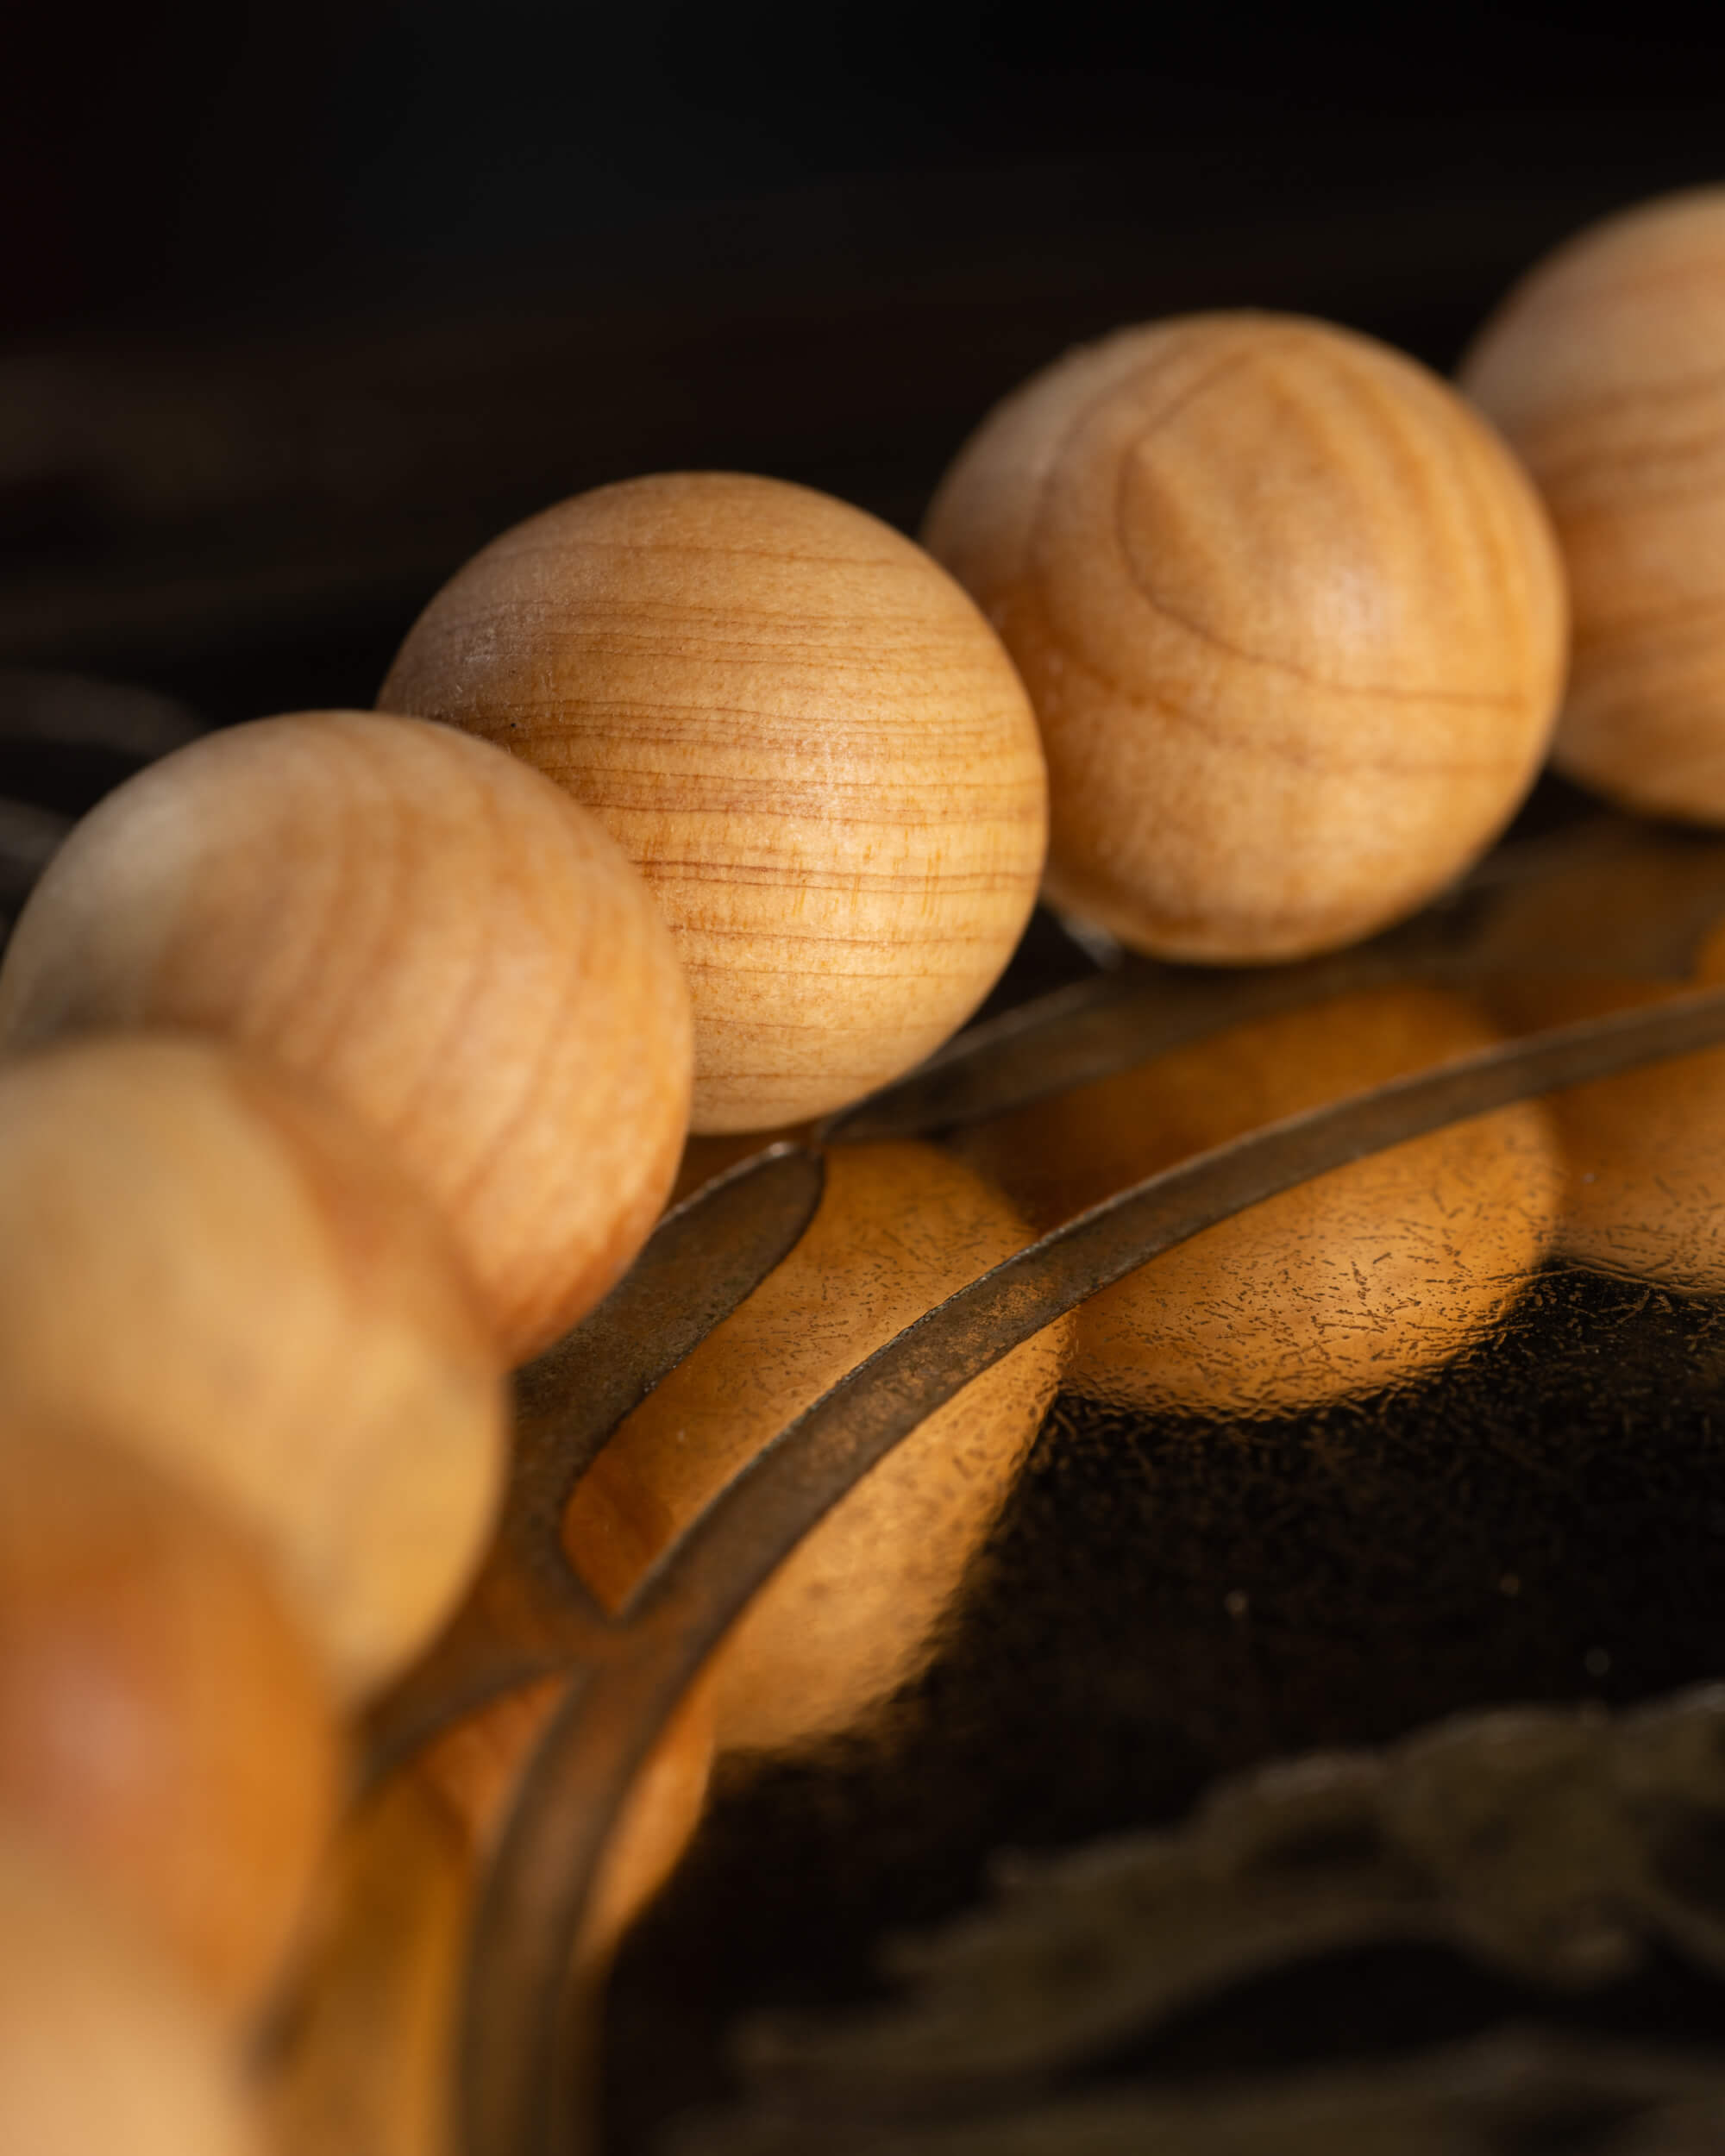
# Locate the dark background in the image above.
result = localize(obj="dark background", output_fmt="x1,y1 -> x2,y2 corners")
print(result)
4,3 -> 1724,718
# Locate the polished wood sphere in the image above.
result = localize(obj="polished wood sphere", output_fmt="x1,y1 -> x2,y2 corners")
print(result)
1460,189 -> 1725,822
564,1142 -> 1069,1752
377,473 -> 1049,1131
925,313 -> 1568,962
956,986 -> 1564,1417
0,1823 -> 261,2156
0,711 -> 693,1363
0,1414 -> 338,2022
0,1034 -> 506,1695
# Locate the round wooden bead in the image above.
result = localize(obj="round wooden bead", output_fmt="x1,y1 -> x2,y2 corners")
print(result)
0,1822 -> 261,2156
1486,969 -> 1725,1296
377,473 -> 1049,1132
0,1414 -> 339,2022
0,710 -> 693,1363
924,313 -> 1569,963
564,1142 -> 1069,1752
1459,189 -> 1725,821
955,986 -> 1564,1417
0,1033 -> 506,1696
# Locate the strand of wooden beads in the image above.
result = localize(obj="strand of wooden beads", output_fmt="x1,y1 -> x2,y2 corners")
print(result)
0,713 -> 700,2149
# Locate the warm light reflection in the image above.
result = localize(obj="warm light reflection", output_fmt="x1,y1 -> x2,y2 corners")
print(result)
956,985 -> 1565,1415
565,1142 -> 1069,1753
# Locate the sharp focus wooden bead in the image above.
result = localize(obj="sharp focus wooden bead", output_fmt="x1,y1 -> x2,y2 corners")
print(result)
924,313 -> 1569,963
0,711 -> 693,1363
0,1034 -> 507,1696
377,473 -> 1050,1132
563,1143 -> 1069,1752
1459,188 -> 1725,822
0,1414 -> 339,2022
0,1823 -> 261,2156
955,986 -> 1565,1416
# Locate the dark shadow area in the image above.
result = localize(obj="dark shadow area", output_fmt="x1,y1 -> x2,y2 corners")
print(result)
605,1265 -> 1725,2147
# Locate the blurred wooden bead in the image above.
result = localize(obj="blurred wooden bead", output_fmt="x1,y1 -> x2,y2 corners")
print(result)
956,987 -> 1564,1417
1460,189 -> 1725,821
0,1034 -> 506,1695
0,1415 -> 338,2022
378,473 -> 1049,1132
260,1774 -> 468,2156
0,1823 -> 260,2156
564,1143 -> 1069,1752
925,314 -> 1568,962
0,711 -> 693,1362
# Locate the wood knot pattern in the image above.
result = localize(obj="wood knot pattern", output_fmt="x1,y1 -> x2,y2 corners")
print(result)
1460,188 -> 1725,823
924,312 -> 1567,963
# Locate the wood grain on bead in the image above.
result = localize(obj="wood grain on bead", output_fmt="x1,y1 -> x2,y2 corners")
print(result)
0,1416 -> 338,2023
0,1824 -> 261,2156
0,1035 -> 506,1695
564,1143 -> 1068,1752
954,987 -> 1564,1416
377,473 -> 1049,1132
1459,189 -> 1725,821
924,313 -> 1568,963
0,711 -> 693,1362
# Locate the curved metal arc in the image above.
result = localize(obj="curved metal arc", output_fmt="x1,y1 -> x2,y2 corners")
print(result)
830,818 -> 1725,1144
462,982 -> 1725,2156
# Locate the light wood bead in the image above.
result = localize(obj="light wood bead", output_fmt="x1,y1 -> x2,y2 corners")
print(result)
955,986 -> 1564,1417
564,1143 -> 1069,1752
0,1034 -> 506,1697
1459,189 -> 1725,821
1487,969 -> 1725,1295
377,473 -> 1049,1132
260,1775 -> 469,2156
0,711 -> 693,1363
924,313 -> 1568,962
0,1822 -> 261,2156
0,1414 -> 339,2024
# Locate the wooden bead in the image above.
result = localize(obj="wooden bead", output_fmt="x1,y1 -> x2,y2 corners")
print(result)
1486,971 -> 1725,1295
377,473 -> 1049,1132
564,1143 -> 1069,1752
0,711 -> 693,1362
0,1033 -> 506,1696
0,1414 -> 338,2023
1459,189 -> 1725,821
955,987 -> 1564,1417
260,1774 -> 469,2156
924,314 -> 1568,963
0,1822 -> 260,2156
